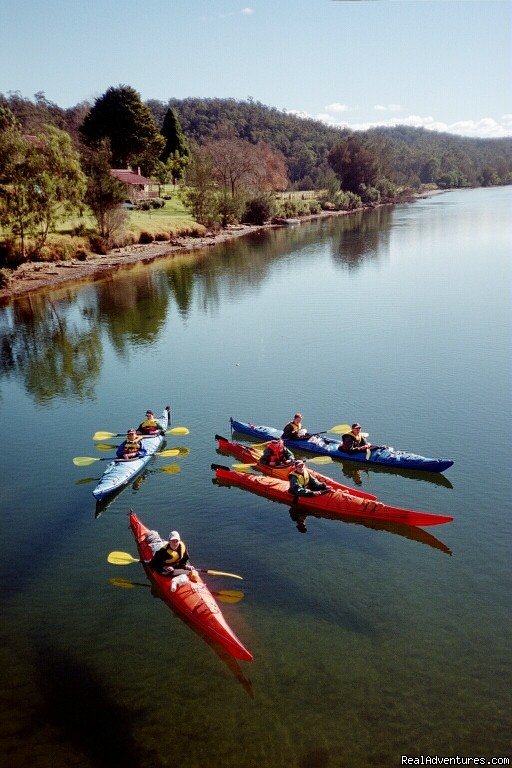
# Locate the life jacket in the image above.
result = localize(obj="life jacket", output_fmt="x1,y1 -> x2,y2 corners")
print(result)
123,439 -> 140,455
289,467 -> 310,487
286,421 -> 301,435
268,441 -> 284,458
347,430 -> 364,445
139,418 -> 160,434
164,540 -> 187,566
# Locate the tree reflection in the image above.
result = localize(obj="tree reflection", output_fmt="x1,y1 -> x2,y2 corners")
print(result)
330,206 -> 394,269
0,294 -> 102,403
95,270 -> 170,355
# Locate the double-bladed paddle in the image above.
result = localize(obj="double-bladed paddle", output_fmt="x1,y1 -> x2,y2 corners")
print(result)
93,427 -> 189,440
107,551 -> 243,580
73,448 -> 180,466
109,577 -> 244,603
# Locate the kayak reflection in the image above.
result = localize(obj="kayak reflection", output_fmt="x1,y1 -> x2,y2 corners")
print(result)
287,505 -> 452,555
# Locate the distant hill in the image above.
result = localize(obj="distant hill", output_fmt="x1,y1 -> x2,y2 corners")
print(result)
3,91 -> 511,189
148,97 -> 512,189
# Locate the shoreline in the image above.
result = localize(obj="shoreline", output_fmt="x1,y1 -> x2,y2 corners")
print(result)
0,192 -> 445,305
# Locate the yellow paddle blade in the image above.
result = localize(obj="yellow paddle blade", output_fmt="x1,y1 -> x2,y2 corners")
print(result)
107,551 -> 140,565
204,569 -> 243,580
249,442 -> 268,451
176,447 -> 190,456
160,464 -> 181,474
212,589 -> 244,604
75,476 -> 98,485
73,456 -> 101,466
110,577 -> 137,589
307,456 -> 333,465
232,463 -> 256,472
328,424 -> 351,434
166,426 -> 190,435
94,431 -> 118,440
156,448 -> 180,458
96,443 -> 118,451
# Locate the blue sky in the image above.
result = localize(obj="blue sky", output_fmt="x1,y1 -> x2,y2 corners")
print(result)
1,0 -> 511,138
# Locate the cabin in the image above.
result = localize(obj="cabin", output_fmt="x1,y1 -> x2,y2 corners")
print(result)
110,167 -> 160,201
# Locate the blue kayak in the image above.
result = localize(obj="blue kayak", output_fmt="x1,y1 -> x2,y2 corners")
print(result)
93,407 -> 170,500
230,418 -> 454,473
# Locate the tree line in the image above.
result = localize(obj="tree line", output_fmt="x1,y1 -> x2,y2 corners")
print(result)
1,88 -> 511,269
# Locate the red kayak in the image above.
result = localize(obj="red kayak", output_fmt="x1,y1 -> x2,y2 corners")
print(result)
129,512 -> 253,662
216,434 -> 377,500
211,465 -> 453,528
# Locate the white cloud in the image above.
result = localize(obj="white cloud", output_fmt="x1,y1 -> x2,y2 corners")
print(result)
241,7 -> 254,14
374,103 -> 404,112
324,102 -> 350,113
317,112 -> 512,138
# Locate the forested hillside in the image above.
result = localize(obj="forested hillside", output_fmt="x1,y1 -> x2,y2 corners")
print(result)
2,91 -> 512,191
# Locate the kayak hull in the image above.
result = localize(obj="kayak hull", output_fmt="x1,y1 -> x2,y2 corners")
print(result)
230,418 -> 454,473
215,435 -> 378,500
212,465 -> 453,527
129,512 -> 253,662
93,407 -> 170,500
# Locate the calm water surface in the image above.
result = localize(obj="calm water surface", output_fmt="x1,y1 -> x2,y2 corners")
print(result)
1,187 -> 510,767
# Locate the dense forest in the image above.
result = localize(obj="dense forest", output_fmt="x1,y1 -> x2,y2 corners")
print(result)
2,91 -> 511,190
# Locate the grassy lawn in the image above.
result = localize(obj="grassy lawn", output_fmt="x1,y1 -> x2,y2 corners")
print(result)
54,191 -> 197,238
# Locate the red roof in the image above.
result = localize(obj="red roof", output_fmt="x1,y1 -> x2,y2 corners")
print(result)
110,169 -> 155,186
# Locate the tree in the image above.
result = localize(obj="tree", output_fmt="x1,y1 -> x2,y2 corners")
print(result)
0,125 -> 86,259
182,145 -> 219,228
328,134 -> 381,193
160,107 -> 189,162
80,85 -> 164,172
84,144 -> 127,240
201,131 -> 288,198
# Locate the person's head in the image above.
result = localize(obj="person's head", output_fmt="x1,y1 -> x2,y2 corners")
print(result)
294,459 -> 305,472
351,423 -> 361,432
293,413 -> 302,423
127,429 -> 137,439
145,410 -> 155,419
168,530 -> 180,549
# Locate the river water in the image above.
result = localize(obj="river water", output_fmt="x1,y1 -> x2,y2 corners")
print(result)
0,187 -> 510,767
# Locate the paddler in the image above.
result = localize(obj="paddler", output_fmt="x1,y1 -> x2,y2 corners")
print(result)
282,413 -> 312,441
340,423 -> 373,453
260,439 -> 294,467
115,429 -> 147,462
288,459 -> 331,497
148,529 -> 198,581
137,409 -> 165,436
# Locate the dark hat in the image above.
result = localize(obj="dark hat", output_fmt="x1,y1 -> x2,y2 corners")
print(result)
352,423 -> 361,429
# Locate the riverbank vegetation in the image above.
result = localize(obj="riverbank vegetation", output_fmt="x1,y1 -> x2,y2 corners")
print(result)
1,88 -> 511,283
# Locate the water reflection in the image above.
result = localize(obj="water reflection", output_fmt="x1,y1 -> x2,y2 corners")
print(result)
0,294 -> 102,403
330,206 -> 394,268
288,505 -> 452,555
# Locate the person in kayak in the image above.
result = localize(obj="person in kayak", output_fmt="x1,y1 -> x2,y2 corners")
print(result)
137,409 -> 165,436
116,429 -> 147,461
147,530 -> 198,580
282,413 -> 312,441
288,459 -> 331,497
260,439 -> 294,467
340,424 -> 373,453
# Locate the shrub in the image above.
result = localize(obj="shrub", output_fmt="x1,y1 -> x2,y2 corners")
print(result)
0,240 -> 19,268
357,185 -> 380,205
321,201 -> 337,211
75,249 -> 89,261
72,222 -> 89,237
242,194 -> 276,225
138,231 -> 154,244
308,200 -> 321,214
149,197 -> 165,209
89,235 -> 109,254
154,231 -> 170,241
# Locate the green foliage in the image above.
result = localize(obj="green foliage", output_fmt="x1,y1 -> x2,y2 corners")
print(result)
80,85 -> 164,172
0,124 -> 86,260
160,108 -> 190,162
241,193 -> 276,225
0,267 -> 11,287
357,184 -> 381,205
182,147 -> 220,228
328,133 -> 382,193
84,145 -> 127,239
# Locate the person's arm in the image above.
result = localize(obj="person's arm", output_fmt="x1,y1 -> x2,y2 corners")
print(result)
289,475 -> 313,496
116,442 -> 126,458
